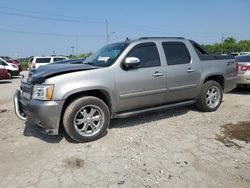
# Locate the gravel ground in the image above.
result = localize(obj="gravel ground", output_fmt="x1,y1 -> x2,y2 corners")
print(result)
0,71 -> 250,188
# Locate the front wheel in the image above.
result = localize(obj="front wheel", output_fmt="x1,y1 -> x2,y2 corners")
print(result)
196,81 -> 223,112
63,96 -> 110,142
7,71 -> 13,79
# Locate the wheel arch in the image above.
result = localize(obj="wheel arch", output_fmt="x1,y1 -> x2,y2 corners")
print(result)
203,74 -> 225,90
62,89 -> 112,114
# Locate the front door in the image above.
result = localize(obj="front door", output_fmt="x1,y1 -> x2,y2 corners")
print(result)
115,43 -> 167,112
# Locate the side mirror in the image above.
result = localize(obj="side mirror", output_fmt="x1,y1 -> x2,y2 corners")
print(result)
123,57 -> 140,68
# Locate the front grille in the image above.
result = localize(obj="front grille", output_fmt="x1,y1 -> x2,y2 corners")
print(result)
21,81 -> 33,100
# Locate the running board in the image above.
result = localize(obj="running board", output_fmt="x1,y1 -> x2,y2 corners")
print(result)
114,100 -> 196,118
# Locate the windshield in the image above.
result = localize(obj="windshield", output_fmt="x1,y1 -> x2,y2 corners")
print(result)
83,42 -> 129,67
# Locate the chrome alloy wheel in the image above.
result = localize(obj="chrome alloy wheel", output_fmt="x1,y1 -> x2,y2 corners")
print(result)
74,105 -> 104,137
206,86 -> 221,108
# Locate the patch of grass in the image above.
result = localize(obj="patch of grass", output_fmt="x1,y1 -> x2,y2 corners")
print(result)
21,60 -> 28,70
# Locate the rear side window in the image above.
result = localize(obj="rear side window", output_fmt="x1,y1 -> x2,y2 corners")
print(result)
35,58 -> 51,63
127,43 -> 160,68
29,58 -> 33,63
236,56 -> 250,62
162,42 -> 191,65
192,42 -> 208,55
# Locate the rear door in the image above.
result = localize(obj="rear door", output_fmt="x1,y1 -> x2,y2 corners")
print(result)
162,41 -> 201,102
115,42 -> 167,112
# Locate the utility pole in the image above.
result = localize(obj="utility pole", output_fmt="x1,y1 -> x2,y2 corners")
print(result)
75,35 -> 78,55
105,19 -> 109,44
70,46 -> 75,56
221,33 -> 224,54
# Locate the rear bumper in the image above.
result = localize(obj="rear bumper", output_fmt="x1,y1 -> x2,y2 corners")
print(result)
236,75 -> 250,85
13,90 -> 64,135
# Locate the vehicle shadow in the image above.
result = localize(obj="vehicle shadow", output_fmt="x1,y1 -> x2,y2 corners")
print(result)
23,105 -> 196,143
23,122 -> 65,143
110,106 -> 194,129
229,87 -> 250,95
0,80 -> 12,84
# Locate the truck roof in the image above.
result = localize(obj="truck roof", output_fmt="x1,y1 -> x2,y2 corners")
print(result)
127,37 -> 187,44
139,37 -> 185,40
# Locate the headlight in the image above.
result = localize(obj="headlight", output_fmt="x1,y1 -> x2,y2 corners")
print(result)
32,84 -> 54,101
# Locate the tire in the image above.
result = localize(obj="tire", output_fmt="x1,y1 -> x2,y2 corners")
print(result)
196,80 -> 223,112
7,71 -> 13,79
63,96 -> 110,142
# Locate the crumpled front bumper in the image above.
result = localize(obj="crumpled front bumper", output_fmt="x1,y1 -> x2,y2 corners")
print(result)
13,90 -> 64,135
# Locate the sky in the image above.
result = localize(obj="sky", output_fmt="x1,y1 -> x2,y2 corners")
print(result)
0,0 -> 250,57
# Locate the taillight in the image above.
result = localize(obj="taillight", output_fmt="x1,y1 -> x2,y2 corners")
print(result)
240,65 -> 250,71
235,60 -> 239,76
32,63 -> 36,69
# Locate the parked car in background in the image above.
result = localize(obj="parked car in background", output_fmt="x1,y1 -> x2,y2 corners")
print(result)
14,37 -> 237,142
28,56 -> 75,77
28,56 -> 68,70
0,65 -> 9,80
235,55 -> 250,86
0,57 -> 19,78
231,52 -> 250,57
50,58 -> 86,65
0,56 -> 22,72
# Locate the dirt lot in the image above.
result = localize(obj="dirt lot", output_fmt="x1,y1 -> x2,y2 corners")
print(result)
0,71 -> 250,188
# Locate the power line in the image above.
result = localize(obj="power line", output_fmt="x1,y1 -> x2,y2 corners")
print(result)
0,6 -> 218,40
0,6 -> 93,20
0,28 -> 105,37
0,28 -> 127,40
0,10 -> 102,24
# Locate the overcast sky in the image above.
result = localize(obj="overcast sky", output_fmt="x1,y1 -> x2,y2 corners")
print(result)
0,0 -> 250,57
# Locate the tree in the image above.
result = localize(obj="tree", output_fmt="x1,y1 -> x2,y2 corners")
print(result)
224,37 -> 236,44
202,38 -> 250,54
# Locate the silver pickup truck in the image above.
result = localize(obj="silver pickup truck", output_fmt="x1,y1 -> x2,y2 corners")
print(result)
14,37 -> 237,142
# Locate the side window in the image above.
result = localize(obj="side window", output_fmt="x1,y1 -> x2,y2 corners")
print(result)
29,58 -> 33,63
126,43 -> 160,68
0,60 -> 7,66
53,58 -> 63,62
35,58 -> 51,63
162,42 -> 191,65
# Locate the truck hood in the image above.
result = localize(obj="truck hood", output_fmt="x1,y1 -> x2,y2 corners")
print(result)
29,64 -> 98,84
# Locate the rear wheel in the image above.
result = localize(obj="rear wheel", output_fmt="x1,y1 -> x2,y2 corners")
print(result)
63,96 -> 110,142
196,81 -> 223,112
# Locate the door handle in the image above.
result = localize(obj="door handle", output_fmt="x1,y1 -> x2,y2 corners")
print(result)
152,71 -> 164,77
186,68 -> 195,73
